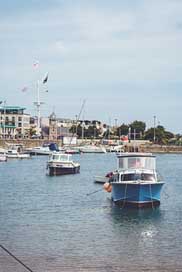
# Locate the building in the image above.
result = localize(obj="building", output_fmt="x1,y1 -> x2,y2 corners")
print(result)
49,112 -> 58,140
0,106 -> 30,139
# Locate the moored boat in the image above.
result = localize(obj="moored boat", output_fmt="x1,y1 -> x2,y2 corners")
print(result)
104,153 -> 164,208
28,142 -> 59,155
94,172 -> 114,184
0,153 -> 7,162
65,148 -> 80,154
79,145 -> 106,153
47,152 -> 80,176
5,144 -> 30,159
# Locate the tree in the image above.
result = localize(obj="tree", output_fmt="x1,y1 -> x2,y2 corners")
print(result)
144,125 -> 174,144
129,120 -> 146,139
117,123 -> 129,137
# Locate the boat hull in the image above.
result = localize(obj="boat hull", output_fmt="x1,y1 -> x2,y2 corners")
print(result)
48,165 -> 80,176
6,154 -> 30,159
111,182 -> 164,208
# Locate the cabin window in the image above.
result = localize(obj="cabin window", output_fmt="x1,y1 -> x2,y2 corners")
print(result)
59,155 -> 68,161
141,173 -> 155,181
52,155 -> 59,160
120,173 -> 155,181
120,174 -> 136,181
118,158 -> 124,169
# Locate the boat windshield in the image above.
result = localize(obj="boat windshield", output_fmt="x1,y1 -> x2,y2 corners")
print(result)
120,173 -> 155,181
51,154 -> 69,161
52,154 -> 60,160
118,156 -> 155,170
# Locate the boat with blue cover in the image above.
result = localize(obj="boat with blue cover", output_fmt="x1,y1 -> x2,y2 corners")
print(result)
28,142 -> 60,155
105,153 -> 164,208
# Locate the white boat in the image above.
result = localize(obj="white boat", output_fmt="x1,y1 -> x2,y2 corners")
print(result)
47,152 -> 80,176
94,171 -> 114,183
106,145 -> 124,153
5,144 -> 30,159
79,145 -> 106,153
94,175 -> 110,184
0,151 -> 7,162
28,143 -> 60,155
6,149 -> 30,159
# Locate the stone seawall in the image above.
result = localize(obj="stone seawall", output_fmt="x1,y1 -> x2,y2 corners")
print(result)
1,139 -> 182,153
0,139 -> 62,148
124,144 -> 182,153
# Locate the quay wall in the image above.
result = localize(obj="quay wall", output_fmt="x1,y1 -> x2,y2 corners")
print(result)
0,139 -> 62,148
1,139 -> 182,153
124,144 -> 182,153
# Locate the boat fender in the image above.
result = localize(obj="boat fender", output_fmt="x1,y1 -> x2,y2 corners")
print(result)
103,182 -> 112,193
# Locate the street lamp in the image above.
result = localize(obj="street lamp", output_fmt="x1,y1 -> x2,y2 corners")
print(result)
153,115 -> 156,143
114,118 -> 118,127
128,127 -> 131,142
75,115 -> 78,136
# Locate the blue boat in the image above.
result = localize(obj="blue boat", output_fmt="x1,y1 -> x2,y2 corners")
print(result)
106,153 -> 164,208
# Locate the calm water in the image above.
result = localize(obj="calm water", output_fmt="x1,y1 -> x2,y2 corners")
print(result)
0,153 -> 182,272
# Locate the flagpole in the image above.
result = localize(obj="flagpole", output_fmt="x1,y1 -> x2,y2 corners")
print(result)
37,80 -> 41,135
34,71 -> 48,137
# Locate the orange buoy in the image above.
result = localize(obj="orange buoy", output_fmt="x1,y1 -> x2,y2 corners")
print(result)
103,182 -> 112,193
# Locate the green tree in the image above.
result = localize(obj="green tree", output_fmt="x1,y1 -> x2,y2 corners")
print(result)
117,123 -> 129,137
144,125 -> 174,144
129,120 -> 146,139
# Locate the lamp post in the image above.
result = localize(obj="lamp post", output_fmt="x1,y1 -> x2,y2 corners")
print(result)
114,118 -> 117,127
3,100 -> 6,139
0,101 -> 2,138
75,114 -> 78,136
153,115 -> 156,143
128,127 -> 131,143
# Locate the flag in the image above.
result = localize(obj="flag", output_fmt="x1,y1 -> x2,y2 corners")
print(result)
43,73 -> 49,84
21,86 -> 28,92
33,61 -> 39,69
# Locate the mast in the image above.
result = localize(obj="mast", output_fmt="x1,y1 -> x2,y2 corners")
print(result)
34,80 -> 43,135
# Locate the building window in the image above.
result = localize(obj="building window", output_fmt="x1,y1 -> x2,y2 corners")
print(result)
18,117 -> 22,122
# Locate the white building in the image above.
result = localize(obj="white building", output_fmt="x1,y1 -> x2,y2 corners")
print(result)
0,106 -> 30,138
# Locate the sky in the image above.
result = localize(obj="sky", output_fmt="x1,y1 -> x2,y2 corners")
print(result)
0,0 -> 182,132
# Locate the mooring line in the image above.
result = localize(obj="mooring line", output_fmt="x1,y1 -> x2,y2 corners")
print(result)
86,188 -> 103,196
0,244 -> 35,272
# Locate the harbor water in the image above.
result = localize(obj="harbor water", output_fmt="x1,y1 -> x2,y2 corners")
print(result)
0,153 -> 182,271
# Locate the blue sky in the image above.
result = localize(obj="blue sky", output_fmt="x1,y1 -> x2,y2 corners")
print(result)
0,0 -> 182,132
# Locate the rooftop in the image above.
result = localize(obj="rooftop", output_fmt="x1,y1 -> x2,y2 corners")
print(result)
0,106 -> 26,111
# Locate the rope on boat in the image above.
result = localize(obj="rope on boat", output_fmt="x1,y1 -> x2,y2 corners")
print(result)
120,182 -> 127,210
0,244 -> 35,272
149,183 -> 154,210
86,188 -> 103,196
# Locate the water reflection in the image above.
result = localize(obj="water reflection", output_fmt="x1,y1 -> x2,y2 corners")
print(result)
110,200 -> 163,221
